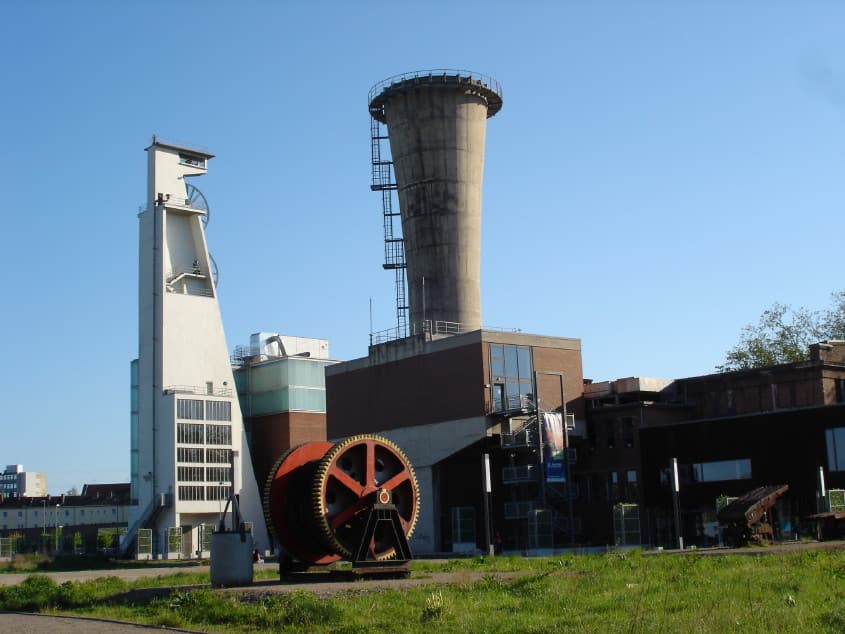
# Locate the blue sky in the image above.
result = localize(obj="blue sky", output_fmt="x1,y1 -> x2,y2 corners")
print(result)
2,1 -> 845,493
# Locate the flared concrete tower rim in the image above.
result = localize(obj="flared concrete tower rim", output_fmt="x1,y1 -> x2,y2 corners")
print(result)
368,69 -> 503,123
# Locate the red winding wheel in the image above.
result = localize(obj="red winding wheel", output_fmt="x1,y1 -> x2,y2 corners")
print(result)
263,435 -> 419,564
262,442 -> 340,565
312,434 -> 419,560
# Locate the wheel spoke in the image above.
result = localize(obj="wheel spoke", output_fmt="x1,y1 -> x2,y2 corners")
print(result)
381,469 -> 410,492
328,466 -> 364,496
365,441 -> 376,488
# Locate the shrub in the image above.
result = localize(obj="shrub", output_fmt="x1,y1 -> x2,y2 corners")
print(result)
0,575 -> 58,611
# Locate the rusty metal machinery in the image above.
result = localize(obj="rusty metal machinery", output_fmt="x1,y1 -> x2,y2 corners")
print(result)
717,484 -> 789,547
263,435 -> 420,567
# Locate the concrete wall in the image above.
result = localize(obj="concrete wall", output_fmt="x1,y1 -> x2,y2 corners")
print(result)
134,141 -> 268,554
380,80 -> 497,331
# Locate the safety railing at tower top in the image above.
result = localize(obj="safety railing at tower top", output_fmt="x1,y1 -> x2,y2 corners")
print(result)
422,319 -> 465,336
368,69 -> 503,104
369,320 -> 524,346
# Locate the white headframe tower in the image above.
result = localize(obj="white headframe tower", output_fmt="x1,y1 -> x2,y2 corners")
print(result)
127,138 -> 268,557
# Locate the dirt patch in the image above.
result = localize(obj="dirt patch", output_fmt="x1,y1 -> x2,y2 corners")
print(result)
222,570 -> 530,599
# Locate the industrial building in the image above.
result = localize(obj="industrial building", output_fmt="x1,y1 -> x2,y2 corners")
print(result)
122,72 -> 845,559
572,341 -> 845,547
232,332 -> 336,493
328,70 -> 586,553
327,70 -> 845,554
126,138 -> 268,559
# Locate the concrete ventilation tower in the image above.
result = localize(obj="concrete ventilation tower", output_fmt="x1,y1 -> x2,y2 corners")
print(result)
369,70 -> 502,336
126,138 -> 268,558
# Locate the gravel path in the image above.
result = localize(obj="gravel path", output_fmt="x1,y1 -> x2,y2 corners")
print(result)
0,564 -> 219,587
0,612 -> 202,633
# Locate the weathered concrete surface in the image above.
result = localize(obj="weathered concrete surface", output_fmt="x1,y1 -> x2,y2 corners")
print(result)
0,612 -> 202,632
378,78 -> 501,332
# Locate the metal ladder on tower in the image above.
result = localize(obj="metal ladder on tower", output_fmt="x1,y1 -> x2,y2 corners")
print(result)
370,116 -> 408,337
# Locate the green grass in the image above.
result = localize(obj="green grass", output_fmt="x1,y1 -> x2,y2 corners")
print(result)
1,550 -> 843,633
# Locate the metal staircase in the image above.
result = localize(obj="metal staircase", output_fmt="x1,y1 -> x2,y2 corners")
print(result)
118,492 -> 171,558
370,116 -> 408,338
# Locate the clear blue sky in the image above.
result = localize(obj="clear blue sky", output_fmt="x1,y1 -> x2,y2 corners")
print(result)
2,1 -> 844,493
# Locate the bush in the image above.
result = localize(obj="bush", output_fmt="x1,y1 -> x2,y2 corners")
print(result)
0,575 -> 58,611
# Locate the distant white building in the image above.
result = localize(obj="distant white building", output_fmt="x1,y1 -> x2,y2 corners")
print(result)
0,465 -> 47,498
0,484 -> 130,532
126,138 -> 268,559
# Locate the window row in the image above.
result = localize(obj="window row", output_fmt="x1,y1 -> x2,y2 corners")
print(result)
176,423 -> 232,446
177,466 -> 233,483
826,427 -> 845,471
176,447 -> 232,463
176,399 -> 232,421
489,344 -> 533,413
178,485 -> 231,501
660,458 -> 752,486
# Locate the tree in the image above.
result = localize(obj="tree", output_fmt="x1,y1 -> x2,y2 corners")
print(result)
718,292 -> 845,372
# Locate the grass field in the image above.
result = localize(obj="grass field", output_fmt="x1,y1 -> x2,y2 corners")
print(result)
1,549 -> 843,632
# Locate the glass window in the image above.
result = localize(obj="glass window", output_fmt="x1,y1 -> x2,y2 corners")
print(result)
288,387 -> 328,412
177,466 -> 204,482
516,347 -> 532,380
206,400 -> 231,422
207,485 -> 230,501
206,448 -> 231,464
827,427 -> 845,471
505,380 -> 520,408
691,459 -> 752,482
179,153 -> 206,169
492,384 -> 505,413
489,344 -> 533,411
450,506 -> 475,543
178,485 -> 204,501
177,447 -> 204,463
626,469 -> 639,500
490,344 -> 504,378
504,346 -> 519,378
177,423 -> 204,444
206,466 -> 232,483
205,424 -> 232,446
177,399 -> 204,420
608,472 -> 620,501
